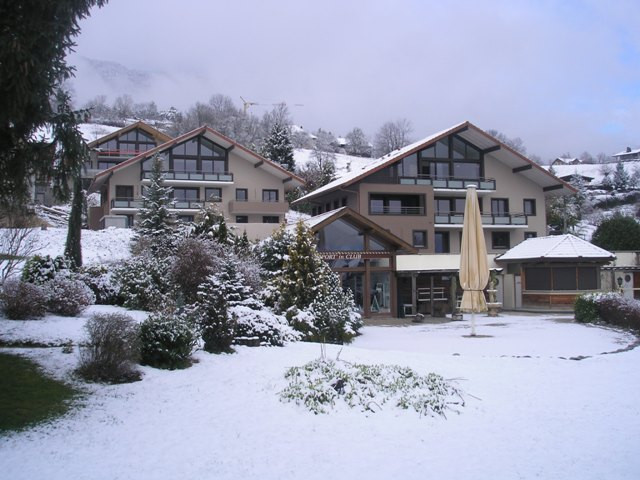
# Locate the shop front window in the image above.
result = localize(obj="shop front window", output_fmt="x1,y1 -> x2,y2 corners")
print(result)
370,271 -> 391,313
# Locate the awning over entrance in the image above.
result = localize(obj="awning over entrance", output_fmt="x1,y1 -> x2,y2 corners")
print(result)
396,253 -> 502,272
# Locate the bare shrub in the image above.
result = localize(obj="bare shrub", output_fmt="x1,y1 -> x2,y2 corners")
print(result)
0,279 -> 47,319
45,275 -> 95,316
170,238 -> 222,303
77,313 -> 141,383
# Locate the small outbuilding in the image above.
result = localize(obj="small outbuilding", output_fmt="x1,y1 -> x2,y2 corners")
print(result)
495,234 -> 615,309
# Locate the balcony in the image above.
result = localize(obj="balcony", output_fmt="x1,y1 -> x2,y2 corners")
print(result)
398,175 -> 496,190
141,170 -> 234,183
111,198 -> 208,211
229,200 -> 289,215
435,212 -> 528,226
371,205 -> 425,216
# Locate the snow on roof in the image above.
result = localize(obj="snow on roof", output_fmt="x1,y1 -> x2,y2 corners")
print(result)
613,147 -> 640,157
296,123 -> 466,203
496,234 -> 615,262
544,160 -> 640,185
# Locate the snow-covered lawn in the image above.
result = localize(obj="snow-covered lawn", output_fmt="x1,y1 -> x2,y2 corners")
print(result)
1,311 -> 639,480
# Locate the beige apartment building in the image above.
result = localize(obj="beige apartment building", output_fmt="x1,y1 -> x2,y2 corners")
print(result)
88,125 -> 303,239
294,121 -> 597,318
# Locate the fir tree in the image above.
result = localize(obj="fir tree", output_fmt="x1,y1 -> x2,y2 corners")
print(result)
261,122 -> 295,172
0,1 -> 106,206
64,176 -> 83,268
613,161 -> 630,191
192,202 -> 231,244
137,155 -> 175,240
275,221 -> 331,315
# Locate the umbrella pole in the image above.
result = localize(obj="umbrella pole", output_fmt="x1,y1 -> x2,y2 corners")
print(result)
471,311 -> 476,336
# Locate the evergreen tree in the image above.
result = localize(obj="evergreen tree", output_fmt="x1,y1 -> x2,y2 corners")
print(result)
137,155 -> 175,240
257,225 -> 295,277
64,176 -> 83,268
192,202 -> 231,244
261,123 -> 295,171
613,161 -> 630,191
0,1 -> 106,206
194,275 -> 233,354
275,221 -> 331,315
591,214 -> 640,250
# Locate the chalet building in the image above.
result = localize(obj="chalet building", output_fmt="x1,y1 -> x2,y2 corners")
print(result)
88,126 -> 304,239
295,121 -> 598,317
83,121 -> 172,188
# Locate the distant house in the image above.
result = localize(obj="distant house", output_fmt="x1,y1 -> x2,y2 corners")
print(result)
87,125 -> 304,238
552,157 -> 581,166
612,147 -> 640,162
558,173 -> 594,185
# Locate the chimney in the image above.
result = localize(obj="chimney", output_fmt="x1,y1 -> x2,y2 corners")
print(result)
626,147 -> 632,152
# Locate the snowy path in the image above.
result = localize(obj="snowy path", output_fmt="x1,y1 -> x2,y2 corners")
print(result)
1,312 -> 639,480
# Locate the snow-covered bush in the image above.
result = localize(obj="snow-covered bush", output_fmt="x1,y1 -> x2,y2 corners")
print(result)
232,305 -> 301,346
300,271 -> 362,344
139,310 -> 197,369
77,313 -> 141,383
0,279 -> 47,320
574,293 -> 600,323
280,359 -> 464,416
575,292 -> 640,330
115,254 -> 173,311
78,264 -> 120,305
192,275 -> 235,353
21,254 -> 69,285
45,275 -> 95,316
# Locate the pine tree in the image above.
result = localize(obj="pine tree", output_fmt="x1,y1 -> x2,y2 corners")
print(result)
0,1 -> 106,206
275,221 -> 331,315
261,123 -> 295,172
613,161 -> 630,191
137,155 -> 175,240
192,202 -> 231,245
195,275 -> 233,354
64,176 -> 83,268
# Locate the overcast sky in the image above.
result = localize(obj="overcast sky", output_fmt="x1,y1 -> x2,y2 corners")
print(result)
69,0 -> 640,160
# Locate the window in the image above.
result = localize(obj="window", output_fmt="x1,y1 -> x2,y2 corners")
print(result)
205,188 -> 221,202
236,189 -> 248,201
125,215 -> 134,228
235,216 -> 248,223
115,185 -> 134,200
177,215 -> 195,223
316,219 -> 364,251
435,231 -> 450,253
262,189 -> 278,202
492,232 -> 510,249
413,231 -> 427,248
524,232 -> 537,240
525,266 -> 599,291
173,188 -> 199,201
263,216 -> 280,224
491,198 -> 509,215
523,199 -> 536,216
166,135 -> 228,174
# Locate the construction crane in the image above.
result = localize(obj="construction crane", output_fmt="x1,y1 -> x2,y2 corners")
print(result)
240,96 -> 303,114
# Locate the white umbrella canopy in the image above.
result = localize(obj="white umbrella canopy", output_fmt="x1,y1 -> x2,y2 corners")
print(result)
459,185 -> 490,336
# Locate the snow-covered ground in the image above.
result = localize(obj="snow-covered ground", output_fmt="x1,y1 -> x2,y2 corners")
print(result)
1,311 -> 639,480
1,227 -> 134,267
294,148 -> 375,176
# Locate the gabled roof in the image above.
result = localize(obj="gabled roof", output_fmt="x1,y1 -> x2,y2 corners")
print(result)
295,121 -> 575,204
89,125 -> 304,192
87,120 -> 172,148
293,206 -> 417,253
495,234 -> 615,263
613,147 -> 640,157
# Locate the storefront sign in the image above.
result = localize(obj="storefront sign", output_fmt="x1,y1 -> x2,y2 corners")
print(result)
318,251 -> 391,260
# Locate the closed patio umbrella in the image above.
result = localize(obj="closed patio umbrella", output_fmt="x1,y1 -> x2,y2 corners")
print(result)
459,184 -> 489,336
